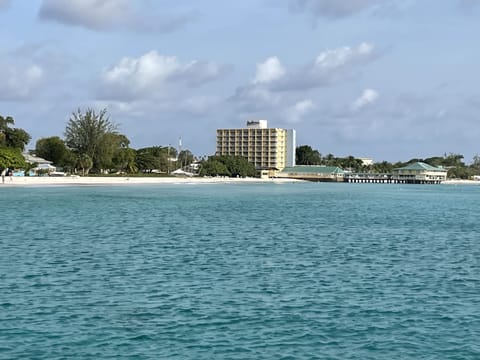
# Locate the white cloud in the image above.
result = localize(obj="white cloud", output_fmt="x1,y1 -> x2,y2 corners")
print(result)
99,51 -> 228,101
310,42 -> 374,76
352,88 -> 379,111
286,99 -> 314,123
276,42 -> 376,91
231,41 -> 376,112
0,63 -> 44,101
38,0 -> 196,32
315,43 -> 374,69
231,42 -> 377,114
253,57 -> 286,84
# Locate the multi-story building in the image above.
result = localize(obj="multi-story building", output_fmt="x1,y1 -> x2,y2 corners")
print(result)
216,120 -> 296,174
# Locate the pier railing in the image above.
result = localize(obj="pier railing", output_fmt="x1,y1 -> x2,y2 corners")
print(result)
344,173 -> 442,184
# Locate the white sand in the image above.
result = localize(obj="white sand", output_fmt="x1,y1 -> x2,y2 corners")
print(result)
0,175 -> 303,187
441,179 -> 480,185
5,176 -> 477,187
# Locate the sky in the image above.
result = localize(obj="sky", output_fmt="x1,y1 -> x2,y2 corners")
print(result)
1,0 -> 479,162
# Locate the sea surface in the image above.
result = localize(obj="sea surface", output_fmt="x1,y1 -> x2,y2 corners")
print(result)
1,183 -> 479,359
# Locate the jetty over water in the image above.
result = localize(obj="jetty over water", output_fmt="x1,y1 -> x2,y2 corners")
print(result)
344,173 -> 442,184
276,162 -> 447,184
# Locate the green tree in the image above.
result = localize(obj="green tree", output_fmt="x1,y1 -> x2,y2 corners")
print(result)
177,149 -> 195,168
339,156 -> 363,172
199,159 -> 230,177
372,161 -> 393,174
199,155 -> 256,177
4,128 -> 31,151
296,145 -> 322,165
472,154 -> 480,168
135,151 -> 161,173
64,108 -> 118,174
0,115 -> 14,129
77,154 -> 93,176
35,136 -> 72,166
0,115 -> 31,150
440,153 -> 467,179
324,153 -> 335,166
135,146 -> 177,173
113,147 -> 137,173
94,133 -> 130,172
0,147 -> 27,170
424,156 -> 445,167
0,115 -> 14,146
136,147 -> 164,173
443,153 -> 464,167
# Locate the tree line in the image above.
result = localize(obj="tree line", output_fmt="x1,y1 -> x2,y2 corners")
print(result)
296,145 -> 480,179
2,110 -> 480,179
1,109 -> 195,176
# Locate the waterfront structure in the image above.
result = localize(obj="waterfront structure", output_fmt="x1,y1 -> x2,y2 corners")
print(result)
392,162 -> 447,184
216,120 -> 296,175
277,162 -> 446,184
276,165 -> 345,182
344,173 -> 396,183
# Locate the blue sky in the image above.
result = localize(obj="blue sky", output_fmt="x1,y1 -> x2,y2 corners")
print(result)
1,0 -> 479,162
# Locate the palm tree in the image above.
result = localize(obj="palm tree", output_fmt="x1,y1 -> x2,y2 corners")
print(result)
0,115 -> 14,130
0,116 -> 15,146
77,154 -> 93,176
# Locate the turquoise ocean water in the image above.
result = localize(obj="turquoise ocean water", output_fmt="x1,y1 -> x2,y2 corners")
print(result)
1,183 -> 479,359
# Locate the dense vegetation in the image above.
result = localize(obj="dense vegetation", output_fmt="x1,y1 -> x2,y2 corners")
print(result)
37,109 -> 197,175
0,115 -> 29,170
199,155 -> 256,177
0,109 -> 196,176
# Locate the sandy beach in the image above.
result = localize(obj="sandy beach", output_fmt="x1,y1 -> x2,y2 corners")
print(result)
0,175 -> 304,187
2,176 -> 479,187
440,179 -> 480,185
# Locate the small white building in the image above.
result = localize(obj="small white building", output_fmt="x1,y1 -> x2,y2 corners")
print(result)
23,153 -> 56,175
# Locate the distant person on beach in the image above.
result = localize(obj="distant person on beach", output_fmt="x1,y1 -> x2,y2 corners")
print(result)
8,169 -> 13,181
1,168 -> 6,184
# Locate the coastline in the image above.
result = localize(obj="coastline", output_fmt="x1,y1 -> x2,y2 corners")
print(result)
2,176 -> 479,187
441,179 -> 480,185
0,176 -> 304,187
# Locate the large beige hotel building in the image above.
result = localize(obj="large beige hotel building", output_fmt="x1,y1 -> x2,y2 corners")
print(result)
216,120 -> 296,173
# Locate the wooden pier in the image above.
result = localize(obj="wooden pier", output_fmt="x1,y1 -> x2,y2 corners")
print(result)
344,173 -> 442,184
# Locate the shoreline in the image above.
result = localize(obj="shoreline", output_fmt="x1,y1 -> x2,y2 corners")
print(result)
441,179 -> 480,185
2,176 -> 479,187
0,176 -> 304,187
